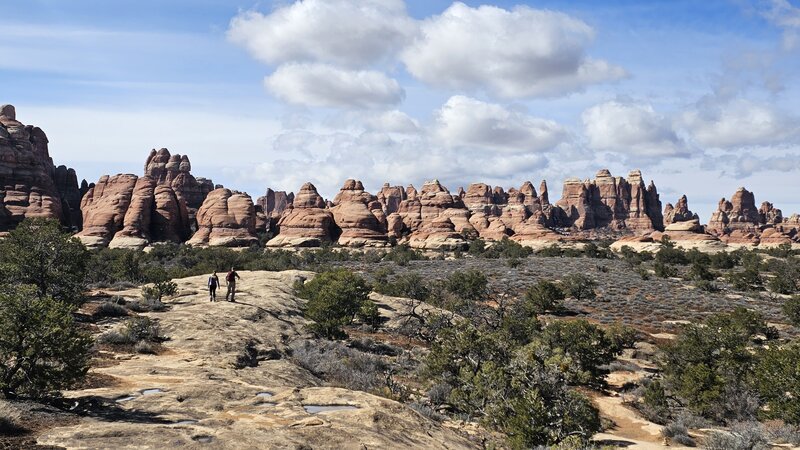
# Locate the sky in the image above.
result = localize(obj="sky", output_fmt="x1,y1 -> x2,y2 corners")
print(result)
2,0 -> 799,221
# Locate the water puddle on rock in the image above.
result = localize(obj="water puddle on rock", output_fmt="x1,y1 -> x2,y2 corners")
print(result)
255,392 -> 273,398
115,395 -> 137,403
303,405 -> 359,414
141,388 -> 164,395
173,419 -> 198,425
192,435 -> 213,444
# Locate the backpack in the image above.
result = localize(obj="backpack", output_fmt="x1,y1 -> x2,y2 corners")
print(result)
208,276 -> 218,288
226,272 -> 236,283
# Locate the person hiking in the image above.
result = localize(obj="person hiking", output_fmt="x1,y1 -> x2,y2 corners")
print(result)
225,267 -> 241,302
208,271 -> 220,302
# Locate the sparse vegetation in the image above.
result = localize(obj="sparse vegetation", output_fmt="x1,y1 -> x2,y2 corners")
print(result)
295,269 -> 373,339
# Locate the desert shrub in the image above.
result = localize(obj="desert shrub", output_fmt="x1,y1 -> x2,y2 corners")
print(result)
661,308 -> 776,421
124,316 -> 162,342
656,238 -> 689,265
296,269 -> 372,339
754,343 -> 800,424
763,243 -> 795,258
709,250 -> 738,269
373,272 -> 430,300
507,258 -> 522,268
696,279 -> 720,292
638,380 -> 670,424
766,260 -> 798,294
141,266 -> 178,301
94,301 -> 128,318
702,423 -> 769,450
726,268 -> 763,291
783,296 -> 800,327
467,239 -> 487,256
289,339 -> 387,392
524,280 -> 566,314
654,261 -> 678,278
537,244 -> 563,257
490,237 -> 534,259
535,319 -> 622,387
687,260 -> 715,281
0,285 -> 92,398
134,340 -> 157,354
442,269 -> 488,302
383,244 -> 426,266
635,266 -> 651,280
357,299 -> 381,328
409,402 -> 446,422
662,418 -> 696,446
560,274 -> 597,300
583,241 -> 613,259
0,218 -> 88,305
425,320 -> 601,448
605,323 -> 638,351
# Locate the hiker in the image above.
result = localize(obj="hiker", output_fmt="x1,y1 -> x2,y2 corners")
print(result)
225,267 -> 241,302
208,271 -> 220,302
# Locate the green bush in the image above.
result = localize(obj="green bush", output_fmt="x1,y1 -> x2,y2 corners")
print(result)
560,274 -> 597,300
709,250 -> 738,269
654,261 -> 678,278
443,269 -> 488,302
524,280 -> 566,314
0,218 -> 88,305
783,296 -> 800,327
382,244 -> 426,266
656,238 -> 689,265
0,285 -> 92,398
766,260 -> 798,294
754,343 -> 800,424
373,272 -> 430,300
726,268 -> 762,291
640,380 -> 670,424
296,269 -> 372,339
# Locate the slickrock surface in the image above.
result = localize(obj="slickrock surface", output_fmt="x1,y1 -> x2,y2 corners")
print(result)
0,104 -> 82,230
188,188 -> 258,247
37,271 -> 476,450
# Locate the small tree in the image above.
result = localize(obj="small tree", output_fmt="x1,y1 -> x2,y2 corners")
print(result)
783,296 -> 800,327
443,269 -> 488,302
0,218 -> 88,304
560,274 -> 597,300
524,280 -> 565,314
0,285 -> 92,398
754,343 -> 800,424
296,269 -> 372,339
142,266 -> 178,301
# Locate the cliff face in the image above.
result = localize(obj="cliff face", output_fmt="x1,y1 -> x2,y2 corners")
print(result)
0,104 -> 82,231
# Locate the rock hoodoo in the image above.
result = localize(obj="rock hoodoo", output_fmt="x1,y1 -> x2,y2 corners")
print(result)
329,179 -> 388,247
77,149 -> 214,249
0,104 -> 82,231
663,195 -> 698,225
187,188 -> 258,247
266,183 -> 336,247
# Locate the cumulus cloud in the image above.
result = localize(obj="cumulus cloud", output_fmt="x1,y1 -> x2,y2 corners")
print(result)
227,0 -> 416,68
434,95 -> 569,153
363,110 -> 419,133
264,63 -> 404,109
732,152 -> 800,177
681,98 -> 800,149
401,2 -> 626,98
582,100 -> 689,157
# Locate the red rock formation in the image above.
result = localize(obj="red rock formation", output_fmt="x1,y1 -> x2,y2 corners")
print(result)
77,174 -> 139,248
377,184 -> 406,215
0,104 -> 81,230
407,216 -> 466,250
330,179 -> 388,247
144,148 -> 213,221
663,195 -> 698,225
758,201 -> 782,225
708,187 -> 761,235
266,183 -> 335,247
188,188 -> 258,247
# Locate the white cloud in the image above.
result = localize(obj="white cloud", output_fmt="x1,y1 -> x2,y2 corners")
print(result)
227,0 -> 416,68
681,98 -> 799,149
364,110 -> 419,133
582,100 -> 689,157
401,2 -> 626,98
732,152 -> 800,177
758,0 -> 800,50
434,95 -> 568,153
264,63 -> 405,109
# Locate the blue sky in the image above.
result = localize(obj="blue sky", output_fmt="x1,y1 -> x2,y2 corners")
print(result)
2,0 -> 799,220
